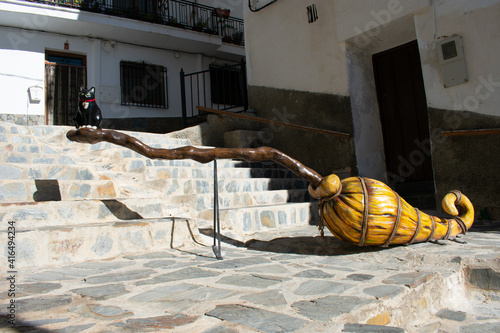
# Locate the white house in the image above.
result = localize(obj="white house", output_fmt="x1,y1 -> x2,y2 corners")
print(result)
0,0 -> 245,132
243,0 -> 500,217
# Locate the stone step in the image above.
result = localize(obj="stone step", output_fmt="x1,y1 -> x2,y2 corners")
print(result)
27,125 -> 192,147
26,124 -> 144,140
146,177 -> 309,196
0,179 -> 122,203
199,201 -> 319,235
171,188 -> 312,212
78,147 -> 299,171
2,151 -> 77,166
0,121 -> 322,268
0,127 -> 37,145
141,164 -> 306,181
0,122 -> 32,136
2,153 -> 308,185
0,134 -> 38,145
0,217 -> 200,268
1,124 -> 195,159
2,155 -> 308,187
0,163 -> 101,181
0,198 -> 188,229
1,142 -> 61,156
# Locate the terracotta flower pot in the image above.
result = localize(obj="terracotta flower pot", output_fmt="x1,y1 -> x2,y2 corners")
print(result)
216,8 -> 230,19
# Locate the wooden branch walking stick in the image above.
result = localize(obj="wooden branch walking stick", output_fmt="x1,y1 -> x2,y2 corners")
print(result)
67,127 -> 474,247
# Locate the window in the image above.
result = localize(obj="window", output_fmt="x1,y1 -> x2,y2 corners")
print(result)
120,61 -> 168,108
209,64 -> 244,106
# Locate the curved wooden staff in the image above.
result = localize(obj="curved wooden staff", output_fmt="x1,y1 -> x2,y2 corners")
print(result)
67,128 -> 474,247
67,128 -> 322,186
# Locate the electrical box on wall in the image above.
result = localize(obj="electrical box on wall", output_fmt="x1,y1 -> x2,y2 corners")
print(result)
28,86 -> 43,103
437,36 -> 468,88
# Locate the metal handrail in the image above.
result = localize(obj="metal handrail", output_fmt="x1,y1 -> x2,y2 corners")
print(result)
441,128 -> 500,137
212,159 -> 222,260
197,106 -> 351,138
180,60 -> 248,128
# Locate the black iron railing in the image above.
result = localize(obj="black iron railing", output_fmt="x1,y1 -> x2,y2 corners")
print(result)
23,0 -> 244,45
180,60 -> 248,128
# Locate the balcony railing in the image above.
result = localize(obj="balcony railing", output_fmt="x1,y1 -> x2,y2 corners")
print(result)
23,0 -> 245,45
180,60 -> 248,128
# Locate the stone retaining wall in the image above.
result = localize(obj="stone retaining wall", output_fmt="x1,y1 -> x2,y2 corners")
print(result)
0,113 -> 45,126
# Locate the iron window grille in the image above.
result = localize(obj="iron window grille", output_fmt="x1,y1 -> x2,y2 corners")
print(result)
120,61 -> 168,108
307,4 -> 318,23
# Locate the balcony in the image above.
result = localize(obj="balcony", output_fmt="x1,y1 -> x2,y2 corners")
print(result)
23,0 -> 244,45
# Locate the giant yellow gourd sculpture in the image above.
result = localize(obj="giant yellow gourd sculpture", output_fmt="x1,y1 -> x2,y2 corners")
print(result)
309,174 -> 472,246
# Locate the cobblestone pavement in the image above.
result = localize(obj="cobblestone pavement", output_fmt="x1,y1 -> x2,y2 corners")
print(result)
1,224 -> 499,333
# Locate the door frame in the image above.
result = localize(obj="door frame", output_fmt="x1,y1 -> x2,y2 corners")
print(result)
44,51 -> 87,125
372,40 -> 434,192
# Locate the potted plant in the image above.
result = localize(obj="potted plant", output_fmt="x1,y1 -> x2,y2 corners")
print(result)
221,23 -> 234,43
232,31 -> 244,45
81,0 -> 102,13
167,17 -> 184,28
215,8 -> 230,19
144,13 -> 163,24
193,18 -> 208,31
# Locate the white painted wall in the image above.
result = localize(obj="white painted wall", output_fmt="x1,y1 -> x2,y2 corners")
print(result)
0,26 -> 98,118
232,0 -> 500,181
244,1 -> 349,95
334,0 -> 430,42
0,22 -> 237,121
0,42 -> 45,117
0,1 -> 245,123
97,40 -> 204,120
344,13 -> 419,181
415,0 -> 500,117
336,0 -> 500,179
0,24 -> 226,120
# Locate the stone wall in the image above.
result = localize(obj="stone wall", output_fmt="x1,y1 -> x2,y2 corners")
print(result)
247,86 -> 357,177
101,117 -> 184,134
0,114 -> 185,134
1,114 -> 45,126
428,108 -> 500,219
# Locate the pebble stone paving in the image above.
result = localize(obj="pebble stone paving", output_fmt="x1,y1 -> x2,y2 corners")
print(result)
0,224 -> 499,332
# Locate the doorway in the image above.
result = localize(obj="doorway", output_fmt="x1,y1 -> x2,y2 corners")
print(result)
45,51 -> 87,126
373,41 -> 434,196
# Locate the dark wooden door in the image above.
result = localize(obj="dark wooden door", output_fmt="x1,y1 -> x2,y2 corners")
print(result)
373,41 -> 434,188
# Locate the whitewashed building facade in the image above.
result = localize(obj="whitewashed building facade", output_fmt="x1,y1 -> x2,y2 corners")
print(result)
0,0 -> 245,132
244,0 -> 500,217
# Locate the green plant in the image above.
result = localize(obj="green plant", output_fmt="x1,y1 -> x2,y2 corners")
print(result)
80,0 -> 103,12
144,13 -> 163,24
194,18 -> 208,28
124,6 -> 141,19
167,17 -> 184,28
232,31 -> 243,44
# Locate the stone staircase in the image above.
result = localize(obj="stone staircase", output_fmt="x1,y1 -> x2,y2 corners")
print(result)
0,121 -> 317,268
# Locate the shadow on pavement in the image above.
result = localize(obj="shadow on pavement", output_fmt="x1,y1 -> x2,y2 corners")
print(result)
0,315 -> 51,333
199,228 -> 383,256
